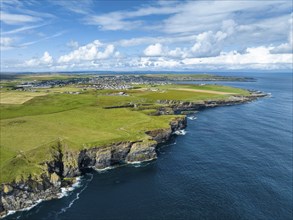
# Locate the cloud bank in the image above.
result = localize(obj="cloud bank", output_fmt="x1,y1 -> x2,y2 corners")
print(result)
1,0 -> 292,71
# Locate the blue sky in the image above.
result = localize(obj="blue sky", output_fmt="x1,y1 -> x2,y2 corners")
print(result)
0,0 -> 292,72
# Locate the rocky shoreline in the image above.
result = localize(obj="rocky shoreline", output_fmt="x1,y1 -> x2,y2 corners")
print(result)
0,92 -> 266,218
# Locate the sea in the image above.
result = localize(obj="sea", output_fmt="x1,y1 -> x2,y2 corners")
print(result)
6,72 -> 292,220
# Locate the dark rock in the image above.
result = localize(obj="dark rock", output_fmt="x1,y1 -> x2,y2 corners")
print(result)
110,142 -> 132,165
94,148 -> 112,169
126,141 -> 157,163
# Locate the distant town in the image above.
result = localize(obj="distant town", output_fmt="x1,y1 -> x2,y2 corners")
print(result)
8,74 -> 252,92
14,75 -> 171,91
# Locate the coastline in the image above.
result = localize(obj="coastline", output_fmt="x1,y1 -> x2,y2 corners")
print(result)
0,92 -> 266,218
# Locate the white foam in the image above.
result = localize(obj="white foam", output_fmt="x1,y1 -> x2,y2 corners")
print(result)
121,158 -> 156,168
3,210 -> 16,218
57,174 -> 93,215
1,176 -> 89,219
127,157 -> 155,166
19,199 -> 43,211
133,164 -> 143,168
94,166 -> 114,173
2,199 -> 44,219
187,116 -> 197,120
58,177 -> 82,199
58,192 -> 81,215
58,177 -> 81,199
173,129 -> 186,135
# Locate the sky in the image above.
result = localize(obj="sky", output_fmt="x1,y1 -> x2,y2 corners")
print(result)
0,0 -> 292,72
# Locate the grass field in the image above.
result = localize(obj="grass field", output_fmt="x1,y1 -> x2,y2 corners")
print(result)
0,91 -> 47,104
0,81 -> 251,184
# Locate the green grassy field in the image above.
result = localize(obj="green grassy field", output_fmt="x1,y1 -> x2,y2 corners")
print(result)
0,81 -> 251,184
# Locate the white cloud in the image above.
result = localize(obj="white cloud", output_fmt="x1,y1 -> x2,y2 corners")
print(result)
0,31 -> 65,51
144,43 -> 164,56
85,3 -> 179,31
162,1 -> 289,34
151,57 -> 179,68
0,12 -> 40,25
24,51 -> 53,67
19,40 -> 118,71
85,1 -> 284,33
1,23 -> 48,35
168,47 -> 187,58
86,15 -> 142,31
53,0 -> 94,14
80,0 -> 291,38
93,1 -> 291,58
271,16 -> 293,54
119,37 -> 157,47
271,41 -> 293,54
20,31 -> 66,47
183,46 -> 292,67
142,20 -> 236,59
58,40 -> 115,63
15,45 -> 292,71
130,57 -> 179,69
0,37 -> 13,46
143,43 -> 187,58
41,51 -> 53,64
118,35 -> 198,47
0,37 -> 14,50
137,45 -> 292,70
3,1 -> 292,72
191,31 -> 220,57
190,25 -> 234,58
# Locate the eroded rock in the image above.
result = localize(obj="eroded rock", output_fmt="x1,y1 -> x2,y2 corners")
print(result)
126,141 -> 157,163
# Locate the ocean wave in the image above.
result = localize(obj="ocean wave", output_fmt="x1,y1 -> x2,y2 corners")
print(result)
58,177 -> 82,198
57,174 -> 93,216
3,199 -> 44,219
2,177 -> 82,219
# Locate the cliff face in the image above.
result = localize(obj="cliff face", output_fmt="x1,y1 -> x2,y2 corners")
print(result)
0,117 -> 187,217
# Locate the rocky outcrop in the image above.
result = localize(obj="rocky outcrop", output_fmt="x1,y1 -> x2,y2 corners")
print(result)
0,174 -> 62,214
0,117 -> 186,217
146,117 -> 187,144
126,141 -> 157,163
78,142 -> 132,170
62,150 -> 80,177
157,92 -> 266,114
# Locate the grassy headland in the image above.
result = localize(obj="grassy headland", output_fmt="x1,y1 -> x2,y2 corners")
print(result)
0,73 -> 254,184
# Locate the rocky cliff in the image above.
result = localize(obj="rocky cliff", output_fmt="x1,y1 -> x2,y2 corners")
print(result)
0,117 -> 187,217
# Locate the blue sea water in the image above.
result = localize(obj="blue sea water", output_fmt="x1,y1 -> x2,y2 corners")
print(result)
6,72 -> 292,220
